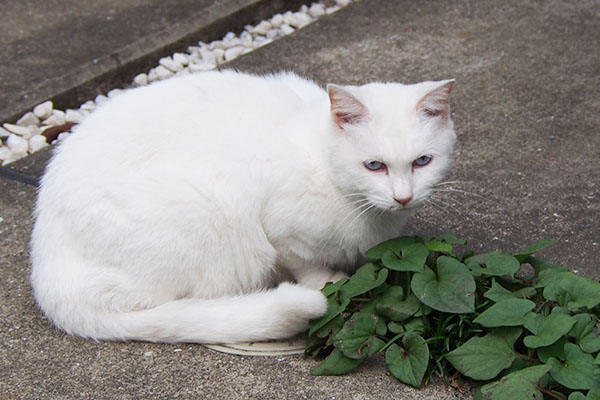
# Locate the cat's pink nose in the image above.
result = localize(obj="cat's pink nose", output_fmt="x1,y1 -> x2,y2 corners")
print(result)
394,196 -> 412,206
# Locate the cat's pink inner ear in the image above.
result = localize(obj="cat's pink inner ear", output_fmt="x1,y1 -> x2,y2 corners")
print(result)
416,80 -> 455,119
327,84 -> 368,129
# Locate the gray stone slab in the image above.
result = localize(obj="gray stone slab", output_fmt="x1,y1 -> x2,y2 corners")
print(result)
0,0 -> 306,124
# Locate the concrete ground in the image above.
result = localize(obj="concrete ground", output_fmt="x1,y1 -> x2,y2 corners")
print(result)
1,0 -> 599,398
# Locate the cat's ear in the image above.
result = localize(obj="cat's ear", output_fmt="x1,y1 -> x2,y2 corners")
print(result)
416,79 -> 455,120
327,84 -> 369,129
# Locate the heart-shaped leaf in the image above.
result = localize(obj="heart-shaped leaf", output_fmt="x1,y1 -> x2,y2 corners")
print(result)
541,271 -> 600,310
515,239 -> 556,262
308,296 -> 350,336
473,298 -> 536,327
480,365 -> 552,400
339,263 -> 388,300
381,243 -> 429,272
411,256 -> 476,313
484,279 -> 537,302
385,334 -> 429,387
365,237 -> 422,259
332,312 -> 385,359
446,327 -> 522,380
548,343 -> 600,390
524,312 -> 577,348
468,252 -> 521,277
375,287 -> 422,322
311,348 -> 363,376
570,314 -> 600,354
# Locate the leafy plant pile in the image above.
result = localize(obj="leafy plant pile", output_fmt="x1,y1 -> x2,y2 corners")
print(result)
305,234 -> 600,399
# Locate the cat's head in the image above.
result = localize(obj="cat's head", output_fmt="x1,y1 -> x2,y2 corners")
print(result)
325,79 -> 456,213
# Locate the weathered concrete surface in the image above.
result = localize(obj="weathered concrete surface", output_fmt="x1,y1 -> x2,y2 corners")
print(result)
0,0 -> 306,124
1,0 -> 599,399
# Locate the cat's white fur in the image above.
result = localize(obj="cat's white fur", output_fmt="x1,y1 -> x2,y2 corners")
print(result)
30,70 -> 455,343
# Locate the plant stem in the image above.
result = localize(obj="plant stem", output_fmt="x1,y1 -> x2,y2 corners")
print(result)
380,332 -> 405,352
537,386 -> 565,400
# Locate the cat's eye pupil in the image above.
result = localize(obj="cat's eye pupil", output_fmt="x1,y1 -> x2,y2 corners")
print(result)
413,155 -> 432,167
364,161 -> 385,171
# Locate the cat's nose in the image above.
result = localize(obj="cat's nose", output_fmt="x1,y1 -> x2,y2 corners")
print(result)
394,196 -> 412,206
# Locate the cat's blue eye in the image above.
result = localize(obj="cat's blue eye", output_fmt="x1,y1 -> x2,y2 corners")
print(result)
413,155 -> 432,168
364,160 -> 386,171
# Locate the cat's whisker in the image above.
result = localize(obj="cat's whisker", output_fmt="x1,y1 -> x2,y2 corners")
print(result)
317,200 -> 373,253
338,203 -> 378,247
426,194 -> 472,219
431,187 -> 496,204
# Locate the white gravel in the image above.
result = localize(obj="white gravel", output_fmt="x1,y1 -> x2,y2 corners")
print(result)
0,0 -> 355,166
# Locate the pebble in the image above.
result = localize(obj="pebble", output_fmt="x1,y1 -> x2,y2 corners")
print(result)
0,127 -> 10,139
270,14 -> 284,28
95,94 -> 109,105
43,110 -> 66,126
3,123 -> 33,137
33,101 -> 53,119
6,134 -> 28,154
172,52 -> 189,66
80,100 -> 96,112
288,12 -> 312,28
224,46 -> 245,61
309,3 -> 326,18
188,62 -> 216,73
133,73 -> 148,86
107,88 -> 123,98
280,24 -> 295,35
65,109 -> 85,123
159,56 -> 184,73
17,112 -> 40,127
29,135 -> 48,153
250,20 -> 273,35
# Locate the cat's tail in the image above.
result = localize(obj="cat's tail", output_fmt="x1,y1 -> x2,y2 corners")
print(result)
41,283 -> 328,344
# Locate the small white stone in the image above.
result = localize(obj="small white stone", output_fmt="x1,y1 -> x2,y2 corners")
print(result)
159,56 -> 184,73
33,101 -> 53,119
240,31 -> 253,47
270,14 -> 284,28
172,52 -> 189,66
0,127 -> 10,138
6,134 -> 28,154
224,46 -> 245,61
250,20 -> 273,35
156,65 -> 174,80
65,109 -> 85,123
95,94 -> 109,105
80,100 -> 96,112
17,112 -> 40,127
282,11 -> 294,25
107,88 -> 123,98
223,36 -> 242,49
133,73 -> 148,86
188,62 -> 216,73
42,110 -> 66,126
147,68 -> 160,82
300,4 -> 309,13
336,0 -> 351,6
288,12 -> 312,28
256,38 -> 273,48
280,24 -> 295,35
212,48 -> 225,64
308,3 -> 326,18
266,29 -> 281,40
29,135 -> 49,153
326,5 -> 341,14
3,123 -> 31,137
0,146 -> 12,161
209,40 -> 226,50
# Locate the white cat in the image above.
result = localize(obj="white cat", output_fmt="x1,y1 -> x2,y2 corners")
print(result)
30,70 -> 456,344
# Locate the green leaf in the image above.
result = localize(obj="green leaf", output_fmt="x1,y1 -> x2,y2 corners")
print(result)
446,327 -> 522,380
537,337 -> 568,363
366,237 -> 421,259
541,271 -> 600,310
376,289 -> 422,322
388,318 -> 429,336
515,239 -> 556,260
381,243 -> 429,272
528,256 -> 568,274
524,312 -> 577,348
332,312 -> 385,359
570,314 -> 600,354
480,365 -> 552,400
411,256 -> 476,313
425,239 -> 454,255
569,393 -> 587,400
588,389 -> 600,400
385,334 -> 429,387
339,263 -> 388,300
308,296 -> 351,337
473,298 -> 536,328
484,279 -> 537,302
311,348 -> 363,376
468,252 -> 521,277
548,343 -> 600,390
322,277 -> 349,297
439,232 -> 467,245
